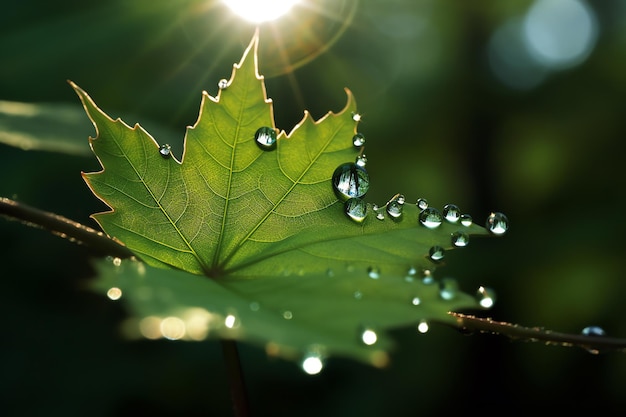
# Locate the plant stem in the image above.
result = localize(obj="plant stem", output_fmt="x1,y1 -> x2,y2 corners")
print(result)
221,339 -> 250,417
449,312 -> 626,354
0,197 -> 133,259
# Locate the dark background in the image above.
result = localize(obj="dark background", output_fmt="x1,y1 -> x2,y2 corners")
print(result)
2,0 -> 625,415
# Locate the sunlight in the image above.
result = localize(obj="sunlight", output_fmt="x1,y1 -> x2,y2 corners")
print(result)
222,0 -> 300,23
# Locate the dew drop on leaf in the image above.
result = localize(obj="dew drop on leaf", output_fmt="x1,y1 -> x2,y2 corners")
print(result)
460,214 -> 473,227
429,246 -> 445,262
249,302 -> 260,311
581,325 -> 606,337
411,296 -> 421,306
344,197 -> 367,222
386,194 -> 404,219
439,277 -> 459,300
476,286 -> 496,308
332,163 -> 370,200
106,287 -> 122,300
416,198 -> 429,211
443,203 -> 461,223
367,266 -> 380,279
254,126 -> 277,150
159,144 -> 172,159
353,290 -> 363,300
352,132 -> 366,147
417,320 -> 430,333
356,154 -> 367,167
301,352 -> 325,375
451,231 -> 470,247
361,328 -> 378,345
422,269 -> 434,285
224,314 -> 238,329
282,310 -> 293,320
218,78 -> 229,89
486,212 -> 509,235
352,112 -> 362,122
419,207 -> 442,229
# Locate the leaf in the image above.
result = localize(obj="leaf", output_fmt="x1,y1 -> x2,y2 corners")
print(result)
73,32 -> 500,367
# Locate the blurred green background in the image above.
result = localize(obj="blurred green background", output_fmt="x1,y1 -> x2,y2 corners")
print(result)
2,0 -> 625,415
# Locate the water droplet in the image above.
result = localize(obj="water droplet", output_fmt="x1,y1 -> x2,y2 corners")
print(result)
301,352 -> 325,375
429,246 -> 445,262
422,269 -> 435,285
224,314 -> 238,329
112,257 -> 122,267
451,231 -> 470,247
439,277 -> 459,300
405,266 -> 417,282
386,194 -> 404,219
374,204 -> 385,220
460,214 -> 473,227
332,163 -> 370,200
344,198 -> 367,223
159,144 -> 172,158
416,198 -> 429,210
476,286 -> 496,308
367,266 -> 380,279
417,320 -> 429,333
218,78 -> 229,89
443,204 -> 461,223
352,112 -> 362,122
326,268 -> 335,277
107,287 -> 122,300
353,133 -> 366,147
411,296 -> 421,306
361,328 -> 378,345
282,310 -> 293,320
356,154 -> 367,167
249,302 -> 260,311
486,212 -> 509,235
581,326 -> 606,337
419,207 -> 442,229
353,290 -> 363,300
254,127 -> 277,150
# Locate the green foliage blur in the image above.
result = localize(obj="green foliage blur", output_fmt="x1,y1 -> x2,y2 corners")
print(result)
1,0 -> 625,415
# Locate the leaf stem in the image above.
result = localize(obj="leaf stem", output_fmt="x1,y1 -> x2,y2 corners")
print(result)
0,197 -> 133,259
221,339 -> 251,417
448,312 -> 626,354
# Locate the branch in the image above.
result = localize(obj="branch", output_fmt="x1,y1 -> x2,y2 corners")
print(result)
449,312 -> 626,354
0,196 -> 133,259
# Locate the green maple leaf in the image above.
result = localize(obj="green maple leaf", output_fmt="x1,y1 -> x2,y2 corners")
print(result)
72,33 -> 503,368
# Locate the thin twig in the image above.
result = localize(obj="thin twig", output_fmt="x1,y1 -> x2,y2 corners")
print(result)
0,196 -> 133,259
448,312 -> 626,354
221,339 -> 251,417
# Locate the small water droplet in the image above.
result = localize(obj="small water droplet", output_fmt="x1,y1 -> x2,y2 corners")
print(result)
411,296 -> 421,306
443,204 -> 461,223
361,328 -> 378,345
451,231 -> 470,247
282,310 -> 293,320
367,266 -> 380,279
159,144 -> 172,158
352,133 -> 366,147
344,198 -> 367,223
486,212 -> 509,235
107,287 -> 122,300
581,326 -> 605,337
353,290 -> 363,300
429,246 -> 445,262
255,126 -> 277,150
417,320 -> 429,333
419,207 -> 442,229
249,302 -> 260,311
356,154 -> 367,167
112,257 -> 122,267
439,277 -> 459,300
422,269 -> 435,285
476,286 -> 496,308
416,198 -> 429,211
405,266 -> 417,282
301,351 -> 325,375
326,268 -> 335,277
218,78 -> 229,89
224,314 -> 238,329
460,214 -> 473,227
386,194 -> 404,219
332,163 -> 370,200
352,112 -> 362,122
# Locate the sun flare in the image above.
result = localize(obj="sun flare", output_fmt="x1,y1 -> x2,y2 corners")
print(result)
222,0 -> 300,23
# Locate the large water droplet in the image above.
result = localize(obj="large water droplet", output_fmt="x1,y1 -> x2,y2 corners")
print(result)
344,198 -> 367,223
255,126 -> 277,150
416,198 -> 429,211
460,214 -> 473,227
419,207 -> 442,229
439,277 -> 459,300
159,144 -> 172,159
429,246 -> 445,262
386,194 -> 404,219
353,133 -> 366,147
476,286 -> 496,308
443,204 -> 461,223
361,328 -> 378,345
486,212 -> 509,235
451,231 -> 470,247
332,163 -> 370,200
